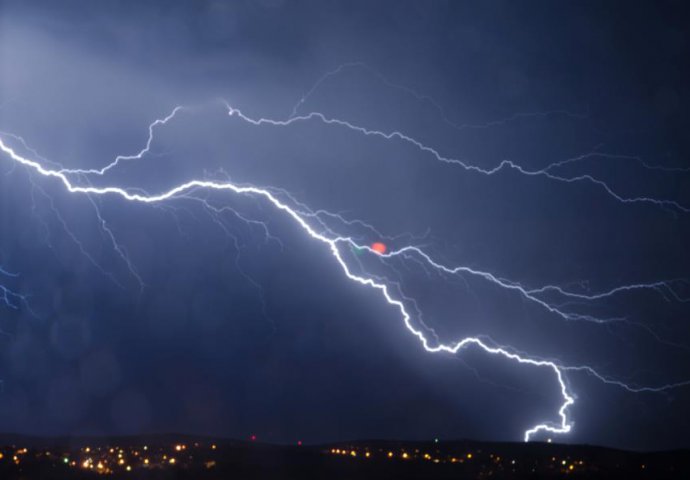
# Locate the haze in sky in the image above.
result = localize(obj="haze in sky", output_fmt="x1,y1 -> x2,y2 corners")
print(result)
1,0 -> 690,451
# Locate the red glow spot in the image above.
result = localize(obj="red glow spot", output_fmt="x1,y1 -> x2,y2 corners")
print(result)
250,435 -> 256,441
371,242 -> 387,254
297,441 -> 302,446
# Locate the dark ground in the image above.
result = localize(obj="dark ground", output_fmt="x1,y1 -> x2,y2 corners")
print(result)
0,434 -> 688,479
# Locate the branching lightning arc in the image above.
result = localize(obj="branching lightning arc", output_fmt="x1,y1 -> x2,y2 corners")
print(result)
1,66 -> 689,442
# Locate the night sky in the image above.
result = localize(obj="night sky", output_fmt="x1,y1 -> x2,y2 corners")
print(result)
1,0 -> 690,451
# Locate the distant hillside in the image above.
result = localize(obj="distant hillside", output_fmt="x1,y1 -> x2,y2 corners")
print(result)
0,434 -> 687,479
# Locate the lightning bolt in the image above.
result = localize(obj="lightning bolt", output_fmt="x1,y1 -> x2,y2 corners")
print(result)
2,130 -> 143,288
292,62 -> 689,213
291,61 -> 589,129
0,265 -> 30,312
48,90 -> 690,216
2,96 -> 689,443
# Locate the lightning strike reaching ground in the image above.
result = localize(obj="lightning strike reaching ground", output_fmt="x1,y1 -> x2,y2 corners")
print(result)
1,96 -> 689,442
0,132 -> 577,440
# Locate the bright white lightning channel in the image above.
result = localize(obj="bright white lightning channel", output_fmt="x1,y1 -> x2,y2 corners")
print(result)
0,135 -> 577,441
1,102 -> 689,442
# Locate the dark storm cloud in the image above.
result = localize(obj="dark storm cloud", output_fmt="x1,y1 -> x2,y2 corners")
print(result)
1,0 -> 690,451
